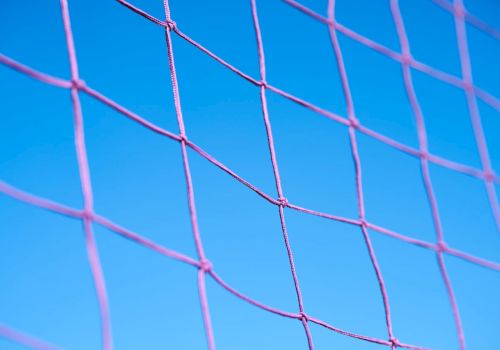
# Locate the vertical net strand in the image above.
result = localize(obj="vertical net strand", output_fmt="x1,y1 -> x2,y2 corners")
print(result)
390,1 -> 466,348
60,1 -> 113,349
327,0 -> 397,348
250,1 -> 315,348
161,1 -> 215,349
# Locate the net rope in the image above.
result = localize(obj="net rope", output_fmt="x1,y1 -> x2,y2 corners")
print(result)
0,0 -> 499,349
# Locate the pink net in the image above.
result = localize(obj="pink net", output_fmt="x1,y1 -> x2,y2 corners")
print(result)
1,0 -> 499,349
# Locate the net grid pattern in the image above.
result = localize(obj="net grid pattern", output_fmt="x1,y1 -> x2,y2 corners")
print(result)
0,0 -> 499,349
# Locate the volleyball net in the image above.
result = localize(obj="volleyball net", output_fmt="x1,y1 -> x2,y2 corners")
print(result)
1,0 -> 500,349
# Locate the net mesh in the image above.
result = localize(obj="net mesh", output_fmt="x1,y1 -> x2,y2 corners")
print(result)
0,0 -> 499,349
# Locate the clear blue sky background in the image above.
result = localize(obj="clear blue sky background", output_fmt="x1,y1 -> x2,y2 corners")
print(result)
1,0 -> 500,349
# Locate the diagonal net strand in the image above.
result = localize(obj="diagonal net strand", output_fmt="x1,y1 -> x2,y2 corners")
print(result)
0,179 -> 428,350
60,1 -> 113,349
283,0 -> 500,113
109,0 -> 500,229
1,45 -> 499,349
283,0 -> 500,237
390,0 -> 466,348
2,45 -> 499,189
283,0 -> 500,236
115,0 -> 500,115
3,163 -> 499,274
431,0 -> 500,41
0,40 -> 498,350
6,44 -> 500,253
114,0 -> 500,188
1,0 -> 499,349
0,324 -> 62,350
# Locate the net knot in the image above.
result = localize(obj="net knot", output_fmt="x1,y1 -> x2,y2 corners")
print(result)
81,210 -> 94,221
277,196 -> 289,207
389,337 -> 399,347
165,20 -> 177,31
437,242 -> 448,253
420,150 -> 429,160
359,218 -> 367,227
178,134 -> 188,143
71,79 -> 86,90
484,171 -> 494,182
401,53 -> 412,66
348,117 -> 360,129
462,80 -> 473,93
260,80 -> 268,89
453,5 -> 465,19
199,258 -> 213,272
299,311 -> 309,322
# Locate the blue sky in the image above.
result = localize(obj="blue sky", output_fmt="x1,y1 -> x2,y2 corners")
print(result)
1,0 -> 500,349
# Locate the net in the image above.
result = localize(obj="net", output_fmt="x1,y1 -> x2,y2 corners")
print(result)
0,0 -> 499,349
